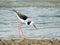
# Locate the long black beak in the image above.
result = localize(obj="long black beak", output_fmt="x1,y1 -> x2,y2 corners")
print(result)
33,24 -> 37,30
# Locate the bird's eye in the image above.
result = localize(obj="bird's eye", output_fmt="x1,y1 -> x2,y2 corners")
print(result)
27,21 -> 31,25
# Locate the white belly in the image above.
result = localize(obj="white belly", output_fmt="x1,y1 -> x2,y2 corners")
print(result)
20,19 -> 26,23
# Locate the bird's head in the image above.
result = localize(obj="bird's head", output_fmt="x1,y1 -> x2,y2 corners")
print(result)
30,21 -> 37,30
30,21 -> 34,25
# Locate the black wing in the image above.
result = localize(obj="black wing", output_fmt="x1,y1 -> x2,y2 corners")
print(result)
12,9 -> 28,20
18,14 -> 28,20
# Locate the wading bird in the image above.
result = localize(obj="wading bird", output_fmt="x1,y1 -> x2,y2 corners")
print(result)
12,10 -> 37,38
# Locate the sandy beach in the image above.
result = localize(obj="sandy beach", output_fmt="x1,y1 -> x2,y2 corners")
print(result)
0,39 -> 60,45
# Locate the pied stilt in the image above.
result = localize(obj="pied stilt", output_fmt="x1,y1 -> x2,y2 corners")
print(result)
12,9 -> 37,38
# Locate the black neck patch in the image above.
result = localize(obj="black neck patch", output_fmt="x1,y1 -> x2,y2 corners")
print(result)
27,21 -> 31,25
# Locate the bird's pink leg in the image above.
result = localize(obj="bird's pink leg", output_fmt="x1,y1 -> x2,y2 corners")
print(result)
18,22 -> 25,38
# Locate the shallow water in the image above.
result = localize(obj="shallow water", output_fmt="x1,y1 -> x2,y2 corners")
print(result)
0,7 -> 60,40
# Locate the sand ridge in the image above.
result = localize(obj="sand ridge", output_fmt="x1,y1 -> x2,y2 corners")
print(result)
0,39 -> 60,45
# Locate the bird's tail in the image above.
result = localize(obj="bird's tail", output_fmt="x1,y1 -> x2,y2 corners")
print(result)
12,9 -> 19,14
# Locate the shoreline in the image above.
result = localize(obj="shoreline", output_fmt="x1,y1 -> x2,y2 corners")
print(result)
0,38 -> 60,45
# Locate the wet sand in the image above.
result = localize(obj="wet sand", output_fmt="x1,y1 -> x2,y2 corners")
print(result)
0,39 -> 60,45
